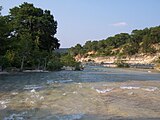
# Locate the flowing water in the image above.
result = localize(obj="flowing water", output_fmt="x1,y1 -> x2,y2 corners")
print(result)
0,65 -> 160,120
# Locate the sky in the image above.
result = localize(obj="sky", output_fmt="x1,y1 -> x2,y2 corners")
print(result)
1,0 -> 160,48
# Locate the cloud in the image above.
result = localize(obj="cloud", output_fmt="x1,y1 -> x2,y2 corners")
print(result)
112,22 -> 128,27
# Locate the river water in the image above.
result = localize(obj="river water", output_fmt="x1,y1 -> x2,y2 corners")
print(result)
0,65 -> 160,120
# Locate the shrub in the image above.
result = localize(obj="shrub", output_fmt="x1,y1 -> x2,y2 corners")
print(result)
115,60 -> 129,68
61,54 -> 82,70
47,59 -> 63,71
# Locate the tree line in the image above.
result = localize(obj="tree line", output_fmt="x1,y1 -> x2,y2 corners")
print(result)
0,3 -> 80,71
69,26 -> 160,57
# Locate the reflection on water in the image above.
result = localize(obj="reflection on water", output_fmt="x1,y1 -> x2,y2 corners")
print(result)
0,65 -> 160,120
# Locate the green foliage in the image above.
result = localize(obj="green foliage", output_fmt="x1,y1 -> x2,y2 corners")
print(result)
122,43 -> 139,56
9,2 -> 60,52
69,44 -> 83,56
61,54 -> 76,67
61,54 -> 81,70
0,16 -> 10,56
115,60 -> 129,68
83,41 -> 99,52
96,46 -> 112,56
150,26 -> 160,44
0,3 -> 61,71
47,59 -> 62,71
0,56 -> 11,70
111,33 -> 130,48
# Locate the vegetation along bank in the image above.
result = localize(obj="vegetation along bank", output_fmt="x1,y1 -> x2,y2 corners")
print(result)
69,26 -> 160,70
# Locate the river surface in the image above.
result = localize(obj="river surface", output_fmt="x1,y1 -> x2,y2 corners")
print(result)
0,65 -> 160,120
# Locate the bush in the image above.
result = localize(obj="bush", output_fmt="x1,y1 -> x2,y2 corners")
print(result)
61,54 -> 82,70
74,62 -> 81,70
115,60 -> 129,68
47,59 -> 63,71
0,56 -> 11,70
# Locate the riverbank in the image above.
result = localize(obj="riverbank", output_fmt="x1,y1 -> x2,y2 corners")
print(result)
0,70 -> 50,75
76,54 -> 160,64
0,71 -> 9,75
76,53 -> 160,70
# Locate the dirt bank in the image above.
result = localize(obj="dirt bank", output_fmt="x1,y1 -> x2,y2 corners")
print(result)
76,54 -> 160,64
76,53 -> 160,69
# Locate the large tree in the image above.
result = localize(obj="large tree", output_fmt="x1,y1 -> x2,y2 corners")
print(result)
9,2 -> 60,52
0,6 -> 10,56
6,2 -> 60,70
0,7 -> 12,70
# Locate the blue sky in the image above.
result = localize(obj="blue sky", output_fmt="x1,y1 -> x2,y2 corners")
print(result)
1,0 -> 160,48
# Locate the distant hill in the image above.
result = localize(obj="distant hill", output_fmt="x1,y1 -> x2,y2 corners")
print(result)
55,48 -> 69,54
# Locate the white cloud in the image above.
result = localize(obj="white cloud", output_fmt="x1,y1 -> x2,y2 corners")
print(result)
112,22 -> 128,27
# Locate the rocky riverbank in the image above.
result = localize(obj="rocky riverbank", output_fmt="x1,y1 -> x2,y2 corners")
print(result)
75,53 -> 160,70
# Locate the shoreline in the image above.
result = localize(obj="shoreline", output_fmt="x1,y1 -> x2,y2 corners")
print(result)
76,53 -> 160,64
1,64 -> 160,75
77,54 -> 160,71
0,70 -> 49,75
0,71 -> 9,75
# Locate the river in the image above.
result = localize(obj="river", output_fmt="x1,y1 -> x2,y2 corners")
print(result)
0,65 -> 160,120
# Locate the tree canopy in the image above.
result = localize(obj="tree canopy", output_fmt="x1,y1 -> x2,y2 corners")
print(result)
9,2 -> 60,52
0,3 -> 61,71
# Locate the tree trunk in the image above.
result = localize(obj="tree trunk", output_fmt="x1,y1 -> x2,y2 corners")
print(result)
20,56 -> 25,71
37,59 -> 40,70
44,58 -> 47,71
